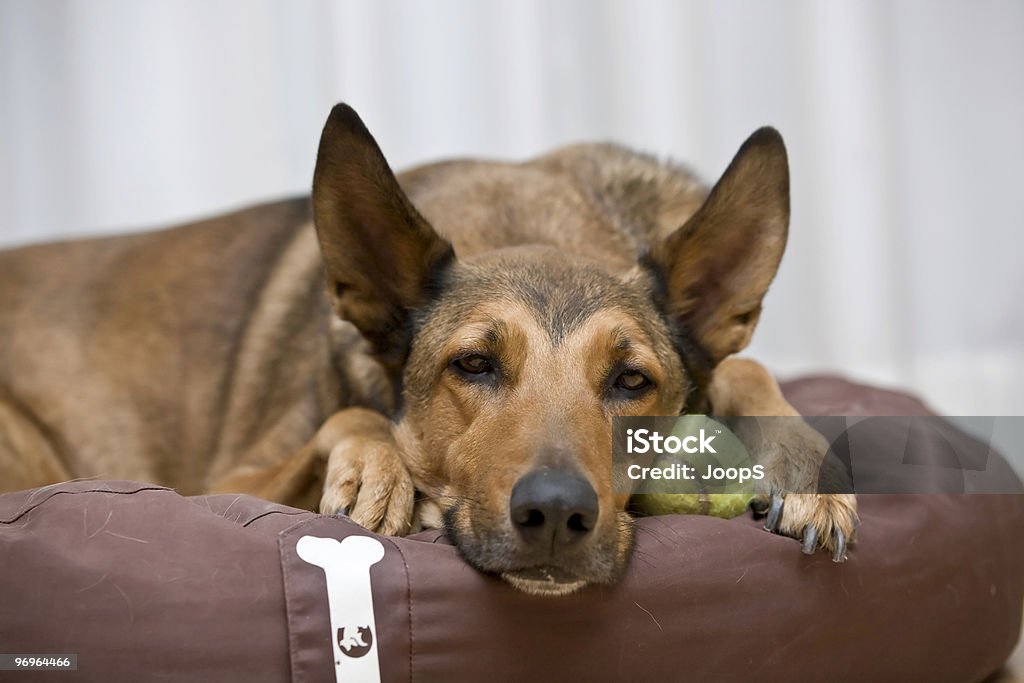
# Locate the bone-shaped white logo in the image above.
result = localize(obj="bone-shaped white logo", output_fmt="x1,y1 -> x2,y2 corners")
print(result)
296,535 -> 385,683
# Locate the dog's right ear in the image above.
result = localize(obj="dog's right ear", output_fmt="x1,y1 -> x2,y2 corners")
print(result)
312,104 -> 455,373
646,127 -> 789,369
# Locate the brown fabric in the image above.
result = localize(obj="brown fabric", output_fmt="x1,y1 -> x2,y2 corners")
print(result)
1,377 -> 1022,682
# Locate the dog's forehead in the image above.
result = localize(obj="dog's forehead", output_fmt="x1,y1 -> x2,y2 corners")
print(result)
432,248 -> 663,345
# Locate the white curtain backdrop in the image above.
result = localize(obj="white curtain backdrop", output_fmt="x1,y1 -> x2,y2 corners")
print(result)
1,0 -> 1023,420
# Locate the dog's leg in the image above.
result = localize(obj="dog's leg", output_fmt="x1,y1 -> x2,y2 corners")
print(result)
316,408 -> 415,536
0,398 -> 72,493
210,408 -> 415,535
708,358 -> 858,561
207,435 -> 325,512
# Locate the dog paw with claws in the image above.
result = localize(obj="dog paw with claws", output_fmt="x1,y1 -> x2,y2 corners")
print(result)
757,492 -> 858,562
320,439 -> 415,536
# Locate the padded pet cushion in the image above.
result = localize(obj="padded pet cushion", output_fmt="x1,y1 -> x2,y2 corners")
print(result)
1,377 -> 1022,682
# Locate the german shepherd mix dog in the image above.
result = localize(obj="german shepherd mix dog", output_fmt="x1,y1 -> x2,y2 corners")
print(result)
0,104 -> 856,595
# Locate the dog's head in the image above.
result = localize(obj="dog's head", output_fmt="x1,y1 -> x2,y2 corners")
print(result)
312,104 -> 788,595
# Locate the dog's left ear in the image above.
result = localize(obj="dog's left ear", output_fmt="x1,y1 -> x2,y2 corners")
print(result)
312,104 -> 455,374
647,127 -> 789,366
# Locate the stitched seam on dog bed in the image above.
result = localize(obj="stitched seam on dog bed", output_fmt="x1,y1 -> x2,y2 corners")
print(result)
0,485 -> 172,524
277,516 -> 312,683
382,535 -> 415,683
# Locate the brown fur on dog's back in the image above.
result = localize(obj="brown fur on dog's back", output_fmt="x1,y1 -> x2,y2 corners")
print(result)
403,144 -> 707,266
0,199 -> 360,493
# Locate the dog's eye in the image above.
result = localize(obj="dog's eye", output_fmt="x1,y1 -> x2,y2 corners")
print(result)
614,370 -> 651,392
452,354 -> 493,375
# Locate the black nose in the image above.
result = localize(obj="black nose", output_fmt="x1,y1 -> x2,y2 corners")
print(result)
510,469 -> 599,551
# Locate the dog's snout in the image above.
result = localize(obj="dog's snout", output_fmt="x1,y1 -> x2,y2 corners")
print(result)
510,469 -> 598,551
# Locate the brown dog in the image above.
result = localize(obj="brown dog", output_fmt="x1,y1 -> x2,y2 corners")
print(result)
0,104 -> 856,595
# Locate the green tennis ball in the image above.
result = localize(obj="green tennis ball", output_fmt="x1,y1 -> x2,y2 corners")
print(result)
634,491 -> 754,519
632,415 -> 756,519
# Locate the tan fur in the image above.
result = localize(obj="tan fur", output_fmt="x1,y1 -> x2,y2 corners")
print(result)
0,104 -> 857,593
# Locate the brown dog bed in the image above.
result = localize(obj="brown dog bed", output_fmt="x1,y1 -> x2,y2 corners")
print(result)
1,377 -> 1022,682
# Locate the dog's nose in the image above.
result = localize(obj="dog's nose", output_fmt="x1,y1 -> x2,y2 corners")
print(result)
510,469 -> 599,551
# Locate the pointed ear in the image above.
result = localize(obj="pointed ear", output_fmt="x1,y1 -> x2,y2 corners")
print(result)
312,104 -> 454,371
647,127 -> 789,366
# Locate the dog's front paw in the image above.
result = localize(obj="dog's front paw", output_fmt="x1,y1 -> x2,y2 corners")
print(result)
744,414 -> 859,561
321,439 -> 415,536
760,492 -> 858,562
